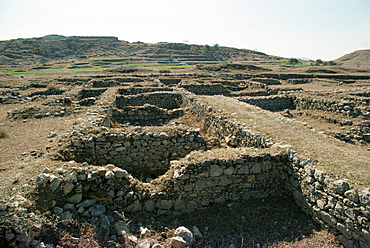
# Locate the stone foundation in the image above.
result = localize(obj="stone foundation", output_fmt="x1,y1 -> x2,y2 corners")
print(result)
115,92 -> 183,109
58,128 -> 207,179
16,85 -> 370,247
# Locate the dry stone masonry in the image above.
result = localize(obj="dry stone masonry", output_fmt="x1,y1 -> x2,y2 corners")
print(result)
2,75 -> 370,247
237,94 -> 365,117
59,128 -> 207,179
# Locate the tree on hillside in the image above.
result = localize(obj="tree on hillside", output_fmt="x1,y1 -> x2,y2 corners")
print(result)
212,44 -> 220,50
314,59 -> 323,66
168,55 -> 174,63
288,58 -> 299,67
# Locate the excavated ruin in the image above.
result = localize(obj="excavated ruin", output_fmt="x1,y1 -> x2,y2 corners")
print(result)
1,72 -> 370,247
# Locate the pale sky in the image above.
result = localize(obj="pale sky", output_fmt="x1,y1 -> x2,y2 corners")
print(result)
0,0 -> 369,60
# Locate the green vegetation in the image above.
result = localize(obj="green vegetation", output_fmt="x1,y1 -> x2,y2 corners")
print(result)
68,67 -> 102,71
0,66 -> 64,74
139,65 -> 195,69
13,68 -> 64,74
288,58 -> 300,67
183,60 -> 226,63
312,59 -> 337,66
93,56 -> 141,60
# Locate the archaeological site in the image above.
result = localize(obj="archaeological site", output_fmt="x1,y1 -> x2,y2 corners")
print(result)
0,36 -> 369,247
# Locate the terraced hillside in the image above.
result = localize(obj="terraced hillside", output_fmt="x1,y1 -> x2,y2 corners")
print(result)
0,35 -> 278,67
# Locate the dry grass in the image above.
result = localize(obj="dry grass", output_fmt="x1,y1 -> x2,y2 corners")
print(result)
0,103 -> 77,200
197,95 -> 370,189
0,130 -> 6,139
266,230 -> 340,248
47,81 -> 60,91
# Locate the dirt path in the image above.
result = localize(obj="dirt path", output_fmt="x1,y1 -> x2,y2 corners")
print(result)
196,95 -> 370,189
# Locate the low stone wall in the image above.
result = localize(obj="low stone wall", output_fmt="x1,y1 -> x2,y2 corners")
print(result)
117,87 -> 174,95
159,78 -> 182,85
294,96 -> 363,117
77,88 -> 107,100
115,92 -> 183,110
287,78 -> 313,84
91,77 -> 144,88
285,152 -> 370,247
237,95 -> 295,111
34,145 -> 370,247
180,83 -> 230,95
32,148 -> 289,231
209,80 -> 267,90
235,95 -> 364,117
251,78 -> 281,85
165,150 -> 287,211
28,89 -> 65,97
180,90 -> 269,148
58,128 -> 207,179
111,105 -> 183,124
11,87 -> 369,247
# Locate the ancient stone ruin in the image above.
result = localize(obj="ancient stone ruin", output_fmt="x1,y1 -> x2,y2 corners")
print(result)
1,71 -> 370,247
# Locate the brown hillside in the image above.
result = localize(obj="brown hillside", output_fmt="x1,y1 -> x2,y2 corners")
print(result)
0,35 -> 279,65
334,49 -> 370,68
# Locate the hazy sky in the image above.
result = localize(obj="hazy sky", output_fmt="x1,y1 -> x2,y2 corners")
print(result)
0,0 -> 369,60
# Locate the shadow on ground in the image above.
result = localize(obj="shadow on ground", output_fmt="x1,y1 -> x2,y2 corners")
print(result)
126,195 -> 321,247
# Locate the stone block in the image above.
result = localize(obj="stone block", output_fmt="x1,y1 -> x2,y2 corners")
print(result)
360,188 -> 370,206
156,200 -> 173,210
250,163 -> 262,173
331,180 -> 350,195
209,165 -> 222,177
320,211 -> 337,228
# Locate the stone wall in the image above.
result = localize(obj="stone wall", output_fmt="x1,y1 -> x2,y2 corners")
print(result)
285,152 -> 370,247
32,148 -> 289,230
77,88 -> 107,100
180,90 -> 269,148
18,87 -> 369,247
91,77 -> 144,87
59,128 -> 207,179
166,150 -> 287,211
209,80 -> 267,90
251,78 -> 281,85
235,95 -> 364,117
294,96 -> 363,117
159,78 -> 182,85
180,83 -> 230,95
115,92 -> 183,110
111,105 -> 183,125
117,87 -> 174,95
287,78 -> 313,84
34,147 -> 370,247
237,95 -> 295,111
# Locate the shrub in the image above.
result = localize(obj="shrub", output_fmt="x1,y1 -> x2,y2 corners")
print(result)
0,131 -> 7,139
47,82 -> 60,91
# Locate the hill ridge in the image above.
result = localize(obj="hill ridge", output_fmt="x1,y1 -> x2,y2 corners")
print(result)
0,34 -> 279,66
334,49 -> 370,68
